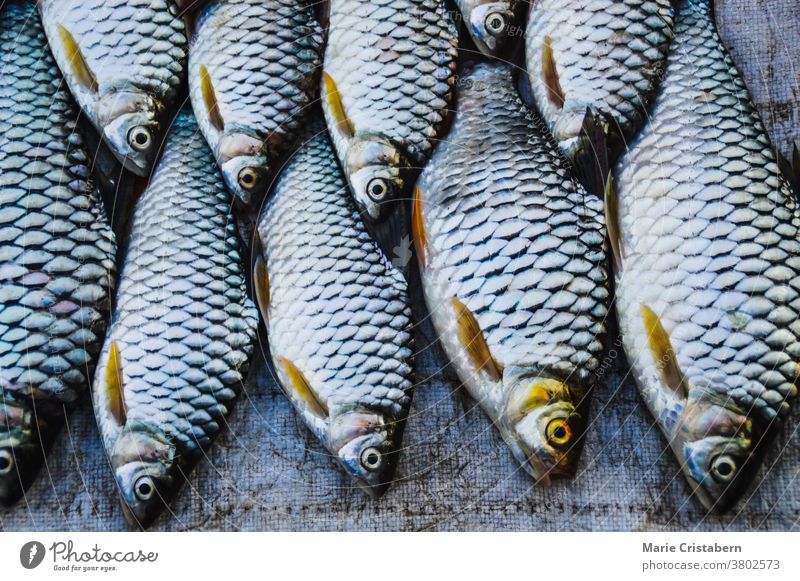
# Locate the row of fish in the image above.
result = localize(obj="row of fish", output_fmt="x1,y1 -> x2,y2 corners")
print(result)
0,0 -> 797,528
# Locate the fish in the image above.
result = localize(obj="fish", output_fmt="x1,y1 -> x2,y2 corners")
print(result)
454,0 -> 522,56
613,0 -> 800,513
188,0 -> 323,209
525,0 -> 674,189
0,0 -> 116,506
92,111 -> 258,528
415,62 -> 610,483
38,0 -> 188,176
321,0 -> 458,253
255,115 -> 414,497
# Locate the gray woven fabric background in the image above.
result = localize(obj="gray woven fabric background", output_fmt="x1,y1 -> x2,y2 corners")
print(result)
2,0 -> 799,531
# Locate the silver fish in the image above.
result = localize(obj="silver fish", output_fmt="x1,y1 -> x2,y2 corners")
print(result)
613,0 -> 800,513
92,111 -> 257,528
321,0 -> 457,249
188,0 -> 323,208
525,0 -> 674,183
1,1 -> 116,505
38,0 -> 187,176
255,116 -> 414,496
416,62 -> 610,483
454,0 -> 521,56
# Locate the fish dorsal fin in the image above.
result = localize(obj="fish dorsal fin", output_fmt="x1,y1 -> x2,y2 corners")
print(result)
253,254 -> 270,324
200,64 -> 225,132
56,24 -> 97,92
542,35 -> 565,109
105,341 -> 127,427
412,187 -> 428,269
605,173 -> 622,270
323,72 -> 355,139
640,304 -> 687,399
452,297 -> 502,381
279,357 -> 329,420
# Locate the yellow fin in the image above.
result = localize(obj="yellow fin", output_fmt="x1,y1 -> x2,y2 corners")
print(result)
200,64 -> 224,132
542,35 -> 565,109
279,358 -> 329,419
412,187 -> 428,269
323,72 -> 355,139
57,24 -> 97,92
253,255 -> 270,323
605,173 -> 622,270
640,305 -> 687,398
105,341 -> 127,426
452,298 -> 502,381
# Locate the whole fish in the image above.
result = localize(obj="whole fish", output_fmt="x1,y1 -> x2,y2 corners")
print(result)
92,111 -> 257,528
1,1 -> 116,505
454,0 -> 522,56
38,0 -> 187,176
188,0 -> 323,208
321,0 -> 458,251
613,0 -> 800,513
525,0 -> 674,187
415,62 -> 610,483
255,116 -> 414,496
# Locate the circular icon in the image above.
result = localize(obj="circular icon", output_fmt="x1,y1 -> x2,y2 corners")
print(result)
19,541 -> 45,569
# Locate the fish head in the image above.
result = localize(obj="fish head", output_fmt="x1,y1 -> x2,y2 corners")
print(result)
219,133 -> 270,208
345,136 -> 405,222
677,398 -> 758,514
97,90 -> 162,176
111,428 -> 178,529
468,3 -> 513,56
0,401 -> 49,507
329,409 -> 399,497
504,371 -> 587,484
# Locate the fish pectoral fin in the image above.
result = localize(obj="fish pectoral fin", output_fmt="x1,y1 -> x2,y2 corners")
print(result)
323,71 -> 355,139
452,297 -> 502,382
412,187 -> 428,270
640,304 -> 688,399
605,172 -> 622,270
105,341 -> 127,427
253,254 -> 270,325
200,64 -> 225,132
542,35 -> 565,110
56,24 -> 97,92
279,357 -> 329,420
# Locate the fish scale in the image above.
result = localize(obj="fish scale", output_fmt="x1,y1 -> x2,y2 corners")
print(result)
417,62 -> 610,483
92,111 -> 257,528
256,116 -> 414,496
189,0 -> 323,208
614,0 -> 800,513
0,0 -> 116,505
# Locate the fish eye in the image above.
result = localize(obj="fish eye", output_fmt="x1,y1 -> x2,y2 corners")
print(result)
0,449 -> 13,475
366,178 -> 389,202
134,475 -> 156,501
127,126 -> 152,152
360,447 -> 383,471
546,419 -> 572,446
238,167 -> 260,191
710,454 -> 737,482
485,12 -> 506,35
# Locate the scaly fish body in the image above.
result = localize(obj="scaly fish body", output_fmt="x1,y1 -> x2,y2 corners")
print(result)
526,0 -> 674,169
455,0 -> 522,56
321,0 -> 457,237
188,0 -> 323,208
256,117 -> 414,496
416,63 -> 610,482
0,1 -> 116,505
38,0 -> 187,176
92,111 -> 257,528
614,0 -> 800,513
